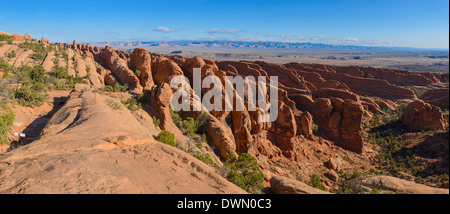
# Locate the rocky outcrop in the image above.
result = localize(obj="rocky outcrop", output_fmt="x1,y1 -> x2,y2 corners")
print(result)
312,88 -> 359,102
39,37 -> 49,45
152,57 -> 184,86
95,46 -> 142,93
270,176 -> 331,194
182,56 -> 206,84
285,63 -> 417,100
361,176 -> 449,194
296,111 -> 313,140
268,102 -> 298,159
402,100 -> 449,131
12,34 -> 24,42
24,33 -> 32,40
129,48 -> 154,88
308,63 -> 449,86
313,98 -> 365,153
420,88 -> 449,110
0,85 -> 246,194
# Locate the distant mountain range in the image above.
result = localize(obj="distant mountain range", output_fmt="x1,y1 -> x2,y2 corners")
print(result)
89,40 -> 449,52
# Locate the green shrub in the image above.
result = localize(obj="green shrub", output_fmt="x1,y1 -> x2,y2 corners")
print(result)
121,93 -> 145,111
193,151 -> 219,169
370,188 -> 380,194
7,50 -> 16,58
51,65 -> 69,79
30,52 -> 46,61
29,65 -> 45,83
106,99 -> 122,110
152,116 -> 160,127
309,174 -> 325,191
9,65 -> 49,107
52,57 -> 60,65
114,83 -> 128,92
182,117 -> 197,136
121,97 -> 142,111
0,59 -> 12,78
104,83 -> 129,93
201,133 -> 207,143
157,130 -> 176,147
49,65 -> 87,89
223,152 -> 264,193
336,180 -> 359,194
62,53 -> 68,61
352,171 -> 362,179
196,143 -> 203,149
414,176 -> 425,184
170,108 -> 182,128
15,85 -> 48,107
18,42 -> 51,57
0,35 -> 12,44
182,113 -> 209,136
312,122 -> 319,134
0,104 -> 15,145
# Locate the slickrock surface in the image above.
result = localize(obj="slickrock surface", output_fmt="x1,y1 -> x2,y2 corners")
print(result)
0,85 -> 246,194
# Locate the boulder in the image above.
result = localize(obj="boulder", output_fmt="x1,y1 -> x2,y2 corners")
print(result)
325,158 -> 338,171
361,176 -> 449,194
270,176 -> 331,194
402,100 -> 449,131
325,170 -> 339,182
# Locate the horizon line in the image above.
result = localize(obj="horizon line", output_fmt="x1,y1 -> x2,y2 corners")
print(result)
85,40 -> 450,51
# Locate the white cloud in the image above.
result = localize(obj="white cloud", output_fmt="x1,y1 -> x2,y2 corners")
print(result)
207,28 -> 244,34
154,27 -> 176,33
344,38 -> 360,42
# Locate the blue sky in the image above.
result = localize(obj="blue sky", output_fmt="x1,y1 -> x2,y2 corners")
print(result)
0,0 -> 448,48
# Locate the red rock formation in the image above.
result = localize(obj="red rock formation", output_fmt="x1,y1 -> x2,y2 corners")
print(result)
285,63 -> 417,100
419,88 -> 449,110
296,111 -> 313,140
129,48 -> 154,88
253,61 -> 310,91
360,97 -> 383,114
24,33 -> 32,40
313,98 -> 364,153
152,57 -> 184,86
312,88 -> 360,102
268,101 -> 298,158
323,64 -> 447,86
95,46 -> 141,93
182,57 -> 206,84
12,34 -> 24,42
39,37 -> 49,44
402,100 -> 449,131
